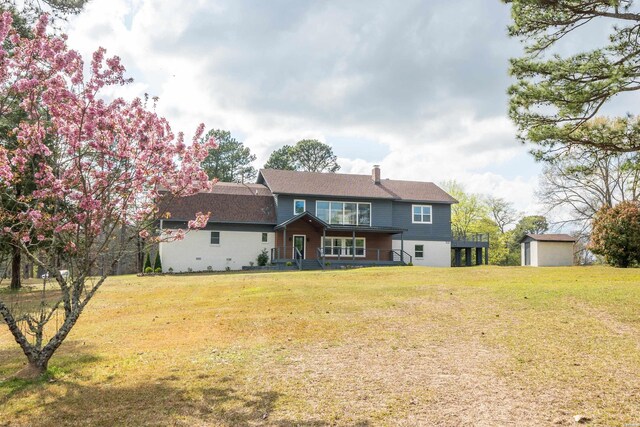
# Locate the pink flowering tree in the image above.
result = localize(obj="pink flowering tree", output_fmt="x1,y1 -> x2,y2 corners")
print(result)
0,13 -> 215,378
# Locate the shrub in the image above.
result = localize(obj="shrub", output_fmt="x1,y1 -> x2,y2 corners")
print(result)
207,265 -> 213,271
144,266 -> 153,274
168,267 -> 174,273
143,252 -> 152,273
590,201 -> 640,268
187,267 -> 193,273
153,251 -> 162,272
249,261 -> 255,267
324,261 -> 331,266
154,267 -> 162,273
257,249 -> 269,266
286,262 -> 293,267
407,262 -> 413,266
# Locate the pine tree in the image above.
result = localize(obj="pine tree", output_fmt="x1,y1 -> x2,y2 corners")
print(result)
144,252 -> 152,273
153,251 -> 162,273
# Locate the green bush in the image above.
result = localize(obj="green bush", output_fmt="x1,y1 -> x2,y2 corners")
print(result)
154,267 -> 162,273
257,249 -> 269,266
590,201 -> 640,267
324,261 -> 331,266
286,261 -> 293,267
153,251 -> 162,272
407,262 -> 413,266
144,266 -> 153,274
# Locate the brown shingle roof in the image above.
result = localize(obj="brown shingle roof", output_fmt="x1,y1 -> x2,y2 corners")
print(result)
523,234 -> 576,243
159,183 -> 276,224
259,169 -> 457,203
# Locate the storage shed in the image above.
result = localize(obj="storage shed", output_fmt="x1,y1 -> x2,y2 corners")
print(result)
520,234 -> 576,267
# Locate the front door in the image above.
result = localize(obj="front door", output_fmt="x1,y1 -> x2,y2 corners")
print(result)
293,235 -> 306,259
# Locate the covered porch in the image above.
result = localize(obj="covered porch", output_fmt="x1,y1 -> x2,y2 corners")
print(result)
271,212 -> 411,269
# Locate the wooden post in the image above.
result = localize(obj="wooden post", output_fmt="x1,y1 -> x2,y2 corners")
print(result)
454,249 -> 462,267
465,248 -> 472,266
283,226 -> 287,260
352,230 -> 355,260
322,227 -> 326,265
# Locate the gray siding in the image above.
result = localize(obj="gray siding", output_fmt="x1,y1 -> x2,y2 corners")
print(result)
391,202 -> 452,241
275,195 -> 393,227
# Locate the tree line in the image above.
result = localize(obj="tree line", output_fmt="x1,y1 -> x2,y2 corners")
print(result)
443,181 -> 549,266
199,131 -> 340,183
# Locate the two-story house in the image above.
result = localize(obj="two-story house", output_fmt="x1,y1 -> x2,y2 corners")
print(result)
158,166 -> 465,271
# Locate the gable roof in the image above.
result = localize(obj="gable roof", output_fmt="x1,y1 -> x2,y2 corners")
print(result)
159,182 -> 276,224
258,169 -> 457,204
521,234 -> 576,243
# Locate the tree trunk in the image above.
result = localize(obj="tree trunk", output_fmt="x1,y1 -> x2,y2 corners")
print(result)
10,246 -> 21,290
14,359 -> 48,379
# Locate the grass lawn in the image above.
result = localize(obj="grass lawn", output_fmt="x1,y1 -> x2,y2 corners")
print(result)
1,266 -> 640,426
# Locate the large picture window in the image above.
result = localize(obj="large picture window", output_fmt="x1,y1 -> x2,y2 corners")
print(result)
316,201 -> 371,226
322,237 -> 366,257
412,205 -> 432,224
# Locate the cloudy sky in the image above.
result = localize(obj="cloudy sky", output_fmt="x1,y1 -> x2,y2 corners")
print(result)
64,0 -> 543,213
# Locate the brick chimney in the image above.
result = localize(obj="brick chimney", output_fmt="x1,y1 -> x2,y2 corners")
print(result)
372,165 -> 381,184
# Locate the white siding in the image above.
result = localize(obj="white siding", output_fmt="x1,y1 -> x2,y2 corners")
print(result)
521,240 -> 573,266
536,241 -> 573,266
393,240 -> 451,267
159,229 -> 274,272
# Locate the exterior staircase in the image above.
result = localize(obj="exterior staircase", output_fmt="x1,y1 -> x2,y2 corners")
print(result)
300,259 -> 323,271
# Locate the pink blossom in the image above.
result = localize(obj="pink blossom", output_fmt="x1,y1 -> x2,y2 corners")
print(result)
0,14 -> 213,262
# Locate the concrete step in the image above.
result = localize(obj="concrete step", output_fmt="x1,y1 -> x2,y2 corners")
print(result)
300,259 -> 323,270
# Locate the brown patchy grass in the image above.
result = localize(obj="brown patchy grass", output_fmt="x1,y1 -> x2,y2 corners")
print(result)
1,266 -> 639,426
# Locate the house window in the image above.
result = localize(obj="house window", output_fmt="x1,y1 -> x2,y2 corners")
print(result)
322,237 -> 366,257
261,233 -> 268,243
412,205 -> 432,224
294,199 -> 306,215
316,201 -> 372,226
415,244 -> 424,259
210,231 -> 220,245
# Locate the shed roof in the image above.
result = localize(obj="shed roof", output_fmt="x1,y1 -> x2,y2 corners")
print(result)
521,234 -> 577,243
258,169 -> 457,203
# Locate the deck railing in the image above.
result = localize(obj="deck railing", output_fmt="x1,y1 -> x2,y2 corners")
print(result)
273,246 -> 413,265
452,233 -> 490,243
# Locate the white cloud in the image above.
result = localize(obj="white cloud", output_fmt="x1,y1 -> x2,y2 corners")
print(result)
64,0 -> 543,214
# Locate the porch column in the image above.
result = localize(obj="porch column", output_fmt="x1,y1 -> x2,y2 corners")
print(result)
476,247 -> 483,265
485,247 -> 489,265
454,248 -> 462,267
352,230 -> 355,260
322,227 -> 326,265
401,232 -> 404,263
465,248 -> 472,266
283,226 -> 287,260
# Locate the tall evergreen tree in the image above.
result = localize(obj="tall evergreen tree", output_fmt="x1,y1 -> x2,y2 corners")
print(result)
201,130 -> 257,183
504,0 -> 640,156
